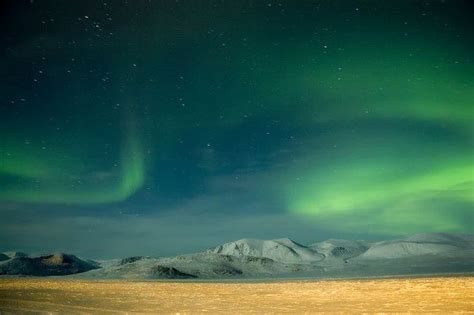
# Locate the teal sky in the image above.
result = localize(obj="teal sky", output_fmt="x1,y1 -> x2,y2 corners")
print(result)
0,0 -> 472,258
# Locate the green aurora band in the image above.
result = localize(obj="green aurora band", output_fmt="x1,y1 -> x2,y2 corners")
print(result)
0,116 -> 145,204
279,41 -> 473,234
0,0 -> 472,238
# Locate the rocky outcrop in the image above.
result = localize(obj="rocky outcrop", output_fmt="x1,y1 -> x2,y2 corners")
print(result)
150,265 -> 197,279
0,253 -> 99,276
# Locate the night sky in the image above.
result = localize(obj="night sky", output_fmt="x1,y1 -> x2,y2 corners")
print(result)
1,0 -> 473,258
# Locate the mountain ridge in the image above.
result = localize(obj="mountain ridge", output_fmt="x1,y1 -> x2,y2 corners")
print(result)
1,233 -> 473,279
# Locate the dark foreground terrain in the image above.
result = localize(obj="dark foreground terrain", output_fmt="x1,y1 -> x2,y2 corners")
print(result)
0,277 -> 473,313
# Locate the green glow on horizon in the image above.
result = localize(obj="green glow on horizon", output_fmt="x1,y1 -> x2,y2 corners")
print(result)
268,36 -> 474,234
285,157 -> 473,233
288,160 -> 473,214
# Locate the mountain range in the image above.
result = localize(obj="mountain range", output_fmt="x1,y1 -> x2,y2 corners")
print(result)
1,233 -> 473,279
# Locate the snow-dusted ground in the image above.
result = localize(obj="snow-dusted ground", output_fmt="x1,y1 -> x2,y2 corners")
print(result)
1,233 -> 473,279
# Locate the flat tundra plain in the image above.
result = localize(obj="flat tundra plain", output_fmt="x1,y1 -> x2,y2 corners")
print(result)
0,277 -> 473,313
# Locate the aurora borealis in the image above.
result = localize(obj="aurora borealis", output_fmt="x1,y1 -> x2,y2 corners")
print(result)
1,0 -> 473,257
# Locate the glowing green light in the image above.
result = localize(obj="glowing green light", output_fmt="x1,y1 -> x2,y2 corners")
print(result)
0,115 -> 146,204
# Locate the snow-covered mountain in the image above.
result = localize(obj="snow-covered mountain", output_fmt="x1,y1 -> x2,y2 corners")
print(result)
360,233 -> 474,259
207,238 -> 324,263
309,239 -> 370,260
1,233 -> 473,279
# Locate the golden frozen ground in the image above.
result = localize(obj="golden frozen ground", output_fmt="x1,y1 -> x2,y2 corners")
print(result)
0,277 -> 473,313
